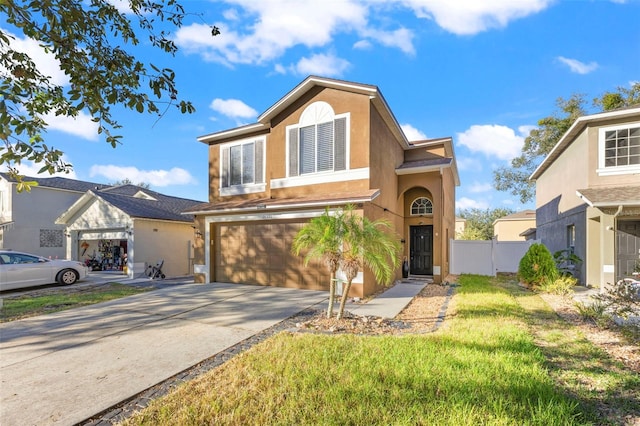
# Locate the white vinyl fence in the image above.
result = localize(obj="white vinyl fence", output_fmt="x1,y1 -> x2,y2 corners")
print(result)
450,239 -> 539,276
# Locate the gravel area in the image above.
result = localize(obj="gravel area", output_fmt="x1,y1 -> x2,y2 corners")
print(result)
540,293 -> 640,374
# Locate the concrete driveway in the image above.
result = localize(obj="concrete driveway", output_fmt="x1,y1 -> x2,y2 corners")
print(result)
0,282 -> 328,426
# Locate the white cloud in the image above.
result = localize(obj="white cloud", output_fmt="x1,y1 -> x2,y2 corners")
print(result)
457,124 -> 525,161
402,0 -> 552,35
468,182 -> 493,193
557,56 -> 599,74
290,53 -> 351,77
457,197 -> 489,210
361,27 -> 416,55
2,29 -> 68,86
89,165 -> 196,187
175,1 -> 367,65
209,98 -> 258,119
353,40 -> 373,50
43,110 -> 99,141
401,123 -> 427,141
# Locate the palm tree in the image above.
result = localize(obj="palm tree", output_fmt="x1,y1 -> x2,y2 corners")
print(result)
336,206 -> 401,320
292,207 -> 345,318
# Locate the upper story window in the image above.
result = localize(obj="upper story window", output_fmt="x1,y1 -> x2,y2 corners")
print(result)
411,197 -> 433,215
287,102 -> 348,177
220,137 -> 265,196
598,123 -> 640,176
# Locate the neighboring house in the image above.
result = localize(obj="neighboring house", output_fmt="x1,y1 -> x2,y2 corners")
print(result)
186,76 -> 459,298
455,216 -> 466,237
530,106 -> 640,289
492,210 -> 536,241
0,173 -> 106,259
56,185 -> 203,278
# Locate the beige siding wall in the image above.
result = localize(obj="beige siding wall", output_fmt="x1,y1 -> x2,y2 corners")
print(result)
536,129 -> 589,211
494,219 -> 536,241
132,219 -> 194,278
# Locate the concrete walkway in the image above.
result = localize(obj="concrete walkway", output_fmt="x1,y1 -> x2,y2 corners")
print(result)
350,279 -> 430,319
0,283 -> 328,426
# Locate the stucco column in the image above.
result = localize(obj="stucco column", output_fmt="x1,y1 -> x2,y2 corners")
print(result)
600,213 -> 617,291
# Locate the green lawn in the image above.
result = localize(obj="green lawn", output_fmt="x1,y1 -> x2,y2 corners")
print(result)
122,275 -> 639,425
0,283 -> 149,321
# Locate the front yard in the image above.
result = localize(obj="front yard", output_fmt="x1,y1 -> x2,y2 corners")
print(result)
122,275 -> 639,425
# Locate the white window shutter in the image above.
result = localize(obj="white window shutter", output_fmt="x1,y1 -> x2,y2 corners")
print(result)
334,117 -> 346,171
289,128 -> 299,177
300,125 -> 316,175
317,121 -> 334,172
221,146 -> 230,188
255,139 -> 264,184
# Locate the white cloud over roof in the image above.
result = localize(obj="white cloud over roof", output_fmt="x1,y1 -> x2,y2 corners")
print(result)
89,165 -> 196,187
209,98 -> 258,119
557,56 -> 599,74
457,124 -> 526,161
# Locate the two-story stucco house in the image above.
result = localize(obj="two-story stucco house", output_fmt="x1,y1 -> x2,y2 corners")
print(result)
0,173 -> 104,259
530,106 -> 640,289
186,76 -> 459,297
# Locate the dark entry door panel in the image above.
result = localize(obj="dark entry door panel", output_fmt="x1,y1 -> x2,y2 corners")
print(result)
617,220 -> 640,279
410,225 -> 433,275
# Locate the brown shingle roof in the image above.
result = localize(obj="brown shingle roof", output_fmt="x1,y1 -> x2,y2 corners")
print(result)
576,186 -> 640,207
183,189 -> 380,215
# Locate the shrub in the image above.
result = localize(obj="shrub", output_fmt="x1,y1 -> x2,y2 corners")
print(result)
575,299 -> 611,328
536,274 -> 576,295
553,249 -> 582,277
518,243 -> 558,287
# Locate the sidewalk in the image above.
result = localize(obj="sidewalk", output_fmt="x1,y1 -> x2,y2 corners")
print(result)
349,278 -> 431,319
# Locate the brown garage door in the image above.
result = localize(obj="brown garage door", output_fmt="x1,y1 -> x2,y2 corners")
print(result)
214,220 -> 326,291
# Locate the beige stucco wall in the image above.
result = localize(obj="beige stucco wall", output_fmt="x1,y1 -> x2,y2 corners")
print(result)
536,129 -> 589,211
494,219 -> 536,241
132,219 -> 194,278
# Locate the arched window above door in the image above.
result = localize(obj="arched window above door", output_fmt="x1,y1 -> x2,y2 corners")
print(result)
411,197 -> 433,215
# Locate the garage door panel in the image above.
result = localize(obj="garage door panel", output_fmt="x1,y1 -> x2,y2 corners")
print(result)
215,220 -> 327,291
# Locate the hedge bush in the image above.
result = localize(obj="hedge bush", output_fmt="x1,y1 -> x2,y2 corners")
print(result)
518,243 -> 558,287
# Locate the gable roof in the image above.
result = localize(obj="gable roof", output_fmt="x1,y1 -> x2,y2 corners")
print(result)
56,186 -> 203,224
0,172 -> 108,193
197,75 -> 410,149
492,210 -> 535,226
530,106 -> 640,180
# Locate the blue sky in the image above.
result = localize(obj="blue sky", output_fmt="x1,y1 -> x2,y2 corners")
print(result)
4,0 -> 640,211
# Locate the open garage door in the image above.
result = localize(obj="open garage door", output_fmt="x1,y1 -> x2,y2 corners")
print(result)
214,220 -> 325,291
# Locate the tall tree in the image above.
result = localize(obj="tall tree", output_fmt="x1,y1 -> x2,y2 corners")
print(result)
292,208 -> 345,318
111,178 -> 150,189
494,83 -> 640,204
0,1 -> 218,184
493,94 -> 586,204
457,207 -> 515,240
336,206 -> 401,320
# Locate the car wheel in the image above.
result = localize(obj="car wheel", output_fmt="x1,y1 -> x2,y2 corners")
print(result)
57,269 -> 78,285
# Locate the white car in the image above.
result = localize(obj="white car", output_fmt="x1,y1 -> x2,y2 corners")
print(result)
0,250 -> 89,291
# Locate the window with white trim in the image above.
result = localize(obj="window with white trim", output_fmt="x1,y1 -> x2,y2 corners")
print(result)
287,101 -> 348,177
219,137 -> 265,195
598,124 -> 640,175
411,197 -> 433,215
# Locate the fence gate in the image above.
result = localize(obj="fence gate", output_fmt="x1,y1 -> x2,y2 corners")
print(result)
449,239 -> 539,276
